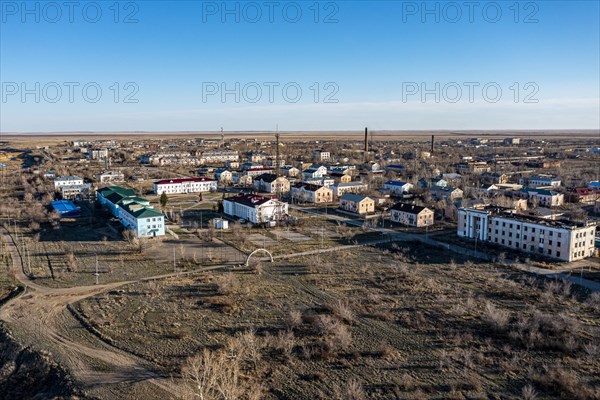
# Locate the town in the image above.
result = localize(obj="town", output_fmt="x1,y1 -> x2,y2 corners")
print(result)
1,130 -> 599,400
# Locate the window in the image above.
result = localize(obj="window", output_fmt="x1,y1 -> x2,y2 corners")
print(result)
556,251 -> 560,257
524,226 -> 528,232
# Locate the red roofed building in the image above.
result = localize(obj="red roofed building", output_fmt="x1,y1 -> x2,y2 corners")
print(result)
153,177 -> 217,195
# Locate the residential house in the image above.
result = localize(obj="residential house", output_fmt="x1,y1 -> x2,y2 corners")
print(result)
54,176 -> 83,190
458,206 -> 596,262
302,165 -> 328,179
384,180 -> 414,195
304,176 -> 335,187
567,188 -> 600,204
279,165 -> 300,177
442,173 -> 463,186
417,177 -> 447,189
339,194 -> 375,215
223,194 -> 289,225
331,182 -> 368,198
456,161 -> 490,174
390,203 -> 434,227
520,175 -> 561,188
330,172 -> 353,183
98,171 -> 125,184
253,174 -> 291,194
60,184 -> 92,200
522,188 -> 564,207
430,186 -> 463,201
312,150 -> 331,162
153,177 -> 217,195
214,169 -> 233,184
291,183 -> 333,204
480,172 -> 509,184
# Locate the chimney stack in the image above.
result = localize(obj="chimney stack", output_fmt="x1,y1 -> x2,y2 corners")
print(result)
431,135 -> 434,153
364,127 -> 369,162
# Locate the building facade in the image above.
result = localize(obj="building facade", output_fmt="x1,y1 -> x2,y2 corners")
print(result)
339,194 -> 374,215
457,206 -> 596,262
153,177 -> 217,195
391,203 -> 434,227
223,194 -> 289,225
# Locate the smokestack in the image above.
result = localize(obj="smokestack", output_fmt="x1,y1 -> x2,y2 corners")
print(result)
431,135 -> 434,153
364,127 -> 369,162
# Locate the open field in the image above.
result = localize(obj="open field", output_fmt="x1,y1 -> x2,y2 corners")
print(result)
72,242 -> 600,399
2,129 -> 600,147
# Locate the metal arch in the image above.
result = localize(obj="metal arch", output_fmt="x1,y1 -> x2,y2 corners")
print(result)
246,248 -> 274,266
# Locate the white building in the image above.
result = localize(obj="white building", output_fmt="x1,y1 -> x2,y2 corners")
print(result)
312,150 -> 331,162
153,177 -> 217,195
97,186 -> 165,238
90,148 -> 109,160
54,176 -> 83,190
98,171 -> 125,184
390,203 -> 434,227
223,194 -> 289,225
200,150 -> 239,164
214,169 -> 233,184
302,165 -> 328,179
458,206 -> 596,262
520,175 -> 562,188
522,188 -> 564,207
384,180 -> 413,195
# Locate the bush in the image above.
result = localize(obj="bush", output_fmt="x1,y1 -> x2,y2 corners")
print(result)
482,302 -> 510,332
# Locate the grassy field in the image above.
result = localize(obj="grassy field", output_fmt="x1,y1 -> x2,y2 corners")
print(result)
73,242 -> 600,399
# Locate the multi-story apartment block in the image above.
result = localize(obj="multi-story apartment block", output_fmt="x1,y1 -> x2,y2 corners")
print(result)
458,206 -> 596,262
312,150 -> 331,162
253,174 -> 291,194
153,177 -> 217,195
339,194 -> 374,215
522,188 -> 564,207
520,175 -> 562,188
331,182 -> 368,198
200,150 -> 239,164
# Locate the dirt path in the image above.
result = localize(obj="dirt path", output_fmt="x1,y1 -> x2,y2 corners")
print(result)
0,226 -> 194,398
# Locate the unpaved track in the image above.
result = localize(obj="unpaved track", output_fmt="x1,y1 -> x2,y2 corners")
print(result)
0,226 -> 189,398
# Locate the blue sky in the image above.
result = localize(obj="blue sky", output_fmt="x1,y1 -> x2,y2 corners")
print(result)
1,0 -> 599,132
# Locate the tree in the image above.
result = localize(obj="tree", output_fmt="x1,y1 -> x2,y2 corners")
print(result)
160,192 -> 169,209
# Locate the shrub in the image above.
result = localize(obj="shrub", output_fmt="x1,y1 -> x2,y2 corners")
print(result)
482,302 -> 510,332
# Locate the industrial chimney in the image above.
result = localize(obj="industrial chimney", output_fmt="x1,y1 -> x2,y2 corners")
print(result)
431,135 -> 434,153
364,127 -> 369,162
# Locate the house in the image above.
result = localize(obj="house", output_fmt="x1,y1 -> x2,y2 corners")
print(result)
302,165 -> 328,179
224,160 -> 240,170
249,151 -> 271,163
200,150 -> 239,164
253,174 -> 290,194
232,173 -> 253,187
477,184 -> 499,194
458,206 -> 596,262
417,177 -> 447,189
331,182 -> 368,198
60,184 -> 92,200
245,167 -> 275,178
90,147 -> 109,160
98,171 -> 125,184
223,194 -> 289,225
54,176 -> 83,190
330,172 -> 353,183
456,161 -> 490,174
304,176 -> 335,187
291,183 -> 333,204
279,165 -> 300,177
390,203 -> 434,227
567,188 -> 600,204
442,173 -> 463,186
215,169 -> 233,184
312,150 -> 331,162
212,218 -> 229,230
480,172 -> 508,184
522,188 -> 564,207
153,177 -> 217,195
97,186 -> 165,238
384,180 -> 413,195
430,186 -> 463,201
339,194 -> 375,215
520,175 -> 561,188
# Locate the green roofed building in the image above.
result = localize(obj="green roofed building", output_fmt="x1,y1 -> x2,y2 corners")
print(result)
97,186 -> 165,238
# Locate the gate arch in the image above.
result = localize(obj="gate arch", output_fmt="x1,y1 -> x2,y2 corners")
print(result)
246,248 -> 274,266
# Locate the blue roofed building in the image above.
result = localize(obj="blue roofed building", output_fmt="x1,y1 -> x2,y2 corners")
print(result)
51,200 -> 81,218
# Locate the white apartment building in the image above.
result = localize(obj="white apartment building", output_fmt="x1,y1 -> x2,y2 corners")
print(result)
312,150 -> 331,162
153,177 -> 217,195
522,188 -> 564,207
458,206 -> 596,262
383,180 -> 413,195
520,175 -> 562,188
54,176 -> 84,190
223,194 -> 289,225
98,171 -> 125,184
200,150 -> 239,164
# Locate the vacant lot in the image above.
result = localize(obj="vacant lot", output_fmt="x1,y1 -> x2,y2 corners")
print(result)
74,242 -> 600,399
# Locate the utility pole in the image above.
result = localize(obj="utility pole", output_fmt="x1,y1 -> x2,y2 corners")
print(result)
173,246 -> 176,272
94,254 -> 99,285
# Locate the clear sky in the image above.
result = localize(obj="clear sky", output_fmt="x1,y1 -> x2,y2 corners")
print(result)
1,0 -> 599,132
